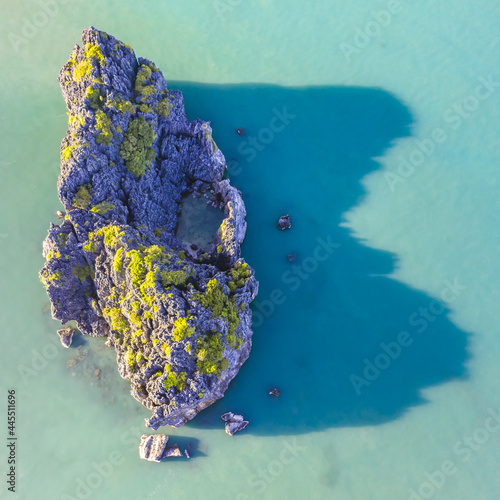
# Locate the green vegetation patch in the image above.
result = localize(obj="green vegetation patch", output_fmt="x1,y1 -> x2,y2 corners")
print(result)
119,116 -> 155,177
72,263 -> 94,282
94,109 -> 113,145
103,306 -> 130,335
195,333 -> 229,376
157,98 -> 172,117
171,316 -> 195,342
195,278 -> 241,349
90,201 -> 115,215
72,185 -> 91,209
163,366 -> 187,392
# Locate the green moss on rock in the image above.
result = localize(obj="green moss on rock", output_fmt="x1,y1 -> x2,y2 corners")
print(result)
73,185 -> 91,209
119,116 -> 155,177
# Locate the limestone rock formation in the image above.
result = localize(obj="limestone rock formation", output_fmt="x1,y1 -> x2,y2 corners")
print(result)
57,327 -> 75,348
39,27 -> 258,430
221,412 -> 249,435
139,434 -> 169,462
277,214 -> 291,230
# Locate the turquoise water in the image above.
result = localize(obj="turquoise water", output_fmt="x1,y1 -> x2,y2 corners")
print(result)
1,1 -> 500,499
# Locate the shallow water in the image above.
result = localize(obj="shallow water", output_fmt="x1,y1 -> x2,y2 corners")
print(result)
175,194 -> 225,254
1,1 -> 500,499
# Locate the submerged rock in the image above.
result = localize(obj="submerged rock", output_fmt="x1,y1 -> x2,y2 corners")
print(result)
277,215 -> 291,230
39,27 -> 258,430
221,412 -> 249,435
57,327 -> 75,348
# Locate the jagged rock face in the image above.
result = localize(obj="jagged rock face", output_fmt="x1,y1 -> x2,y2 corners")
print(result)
39,27 -> 258,429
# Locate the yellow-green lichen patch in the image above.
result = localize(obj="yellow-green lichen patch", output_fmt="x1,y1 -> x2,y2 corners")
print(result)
39,269 -> 63,287
82,232 -> 97,253
171,316 -> 195,342
103,306 -> 130,335
86,87 -> 104,109
68,113 -> 85,127
94,109 -> 113,145
73,59 -> 92,82
46,250 -> 61,261
84,42 -> 105,65
61,141 -> 81,162
163,366 -> 187,392
90,201 -> 115,215
113,247 -> 125,273
96,225 -> 125,249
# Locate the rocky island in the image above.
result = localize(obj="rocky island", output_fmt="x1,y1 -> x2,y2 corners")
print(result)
39,27 -> 258,430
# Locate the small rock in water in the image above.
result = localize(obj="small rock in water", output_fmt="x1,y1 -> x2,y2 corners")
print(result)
139,434 -> 168,462
287,254 -> 296,262
138,435 -> 183,461
57,327 -> 75,348
277,214 -> 291,230
236,127 -> 245,136
163,444 -> 182,458
221,412 -> 249,436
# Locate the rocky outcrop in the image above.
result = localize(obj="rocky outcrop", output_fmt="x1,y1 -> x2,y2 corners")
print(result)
39,27 -> 258,430
139,434 -> 182,461
139,434 -> 169,462
277,215 -> 291,230
221,412 -> 249,436
57,327 -> 75,348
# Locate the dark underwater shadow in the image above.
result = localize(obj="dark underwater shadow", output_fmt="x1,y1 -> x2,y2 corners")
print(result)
171,82 -> 471,435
